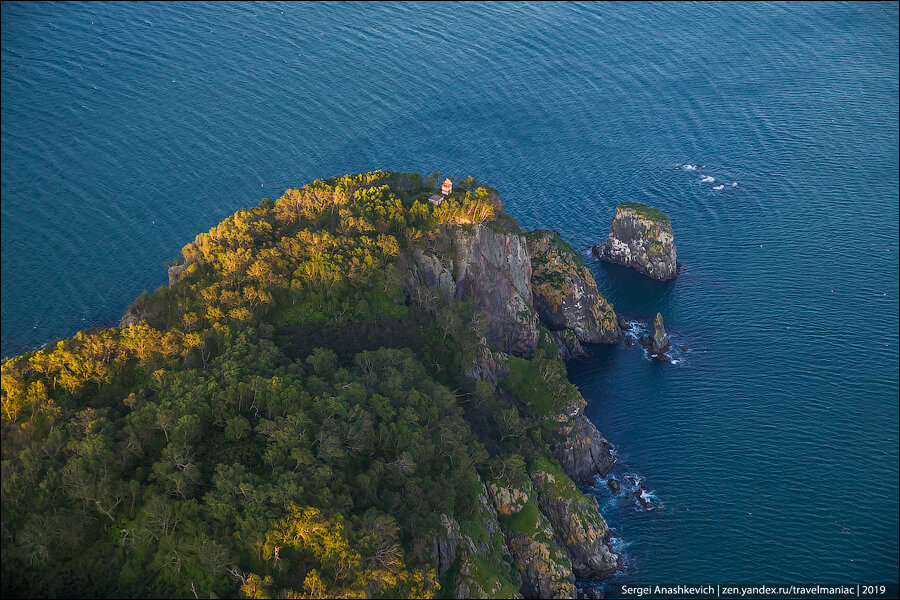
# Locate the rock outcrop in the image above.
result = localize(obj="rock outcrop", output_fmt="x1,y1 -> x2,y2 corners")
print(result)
407,225 -> 539,356
552,409 -> 616,486
550,329 -> 586,362
445,480 -> 523,599
527,230 -> 622,345
650,312 -> 670,356
593,203 -> 678,281
638,313 -> 670,358
167,260 -> 191,287
434,513 -> 461,578
530,458 -> 620,579
465,336 -> 511,386
487,466 -> 577,599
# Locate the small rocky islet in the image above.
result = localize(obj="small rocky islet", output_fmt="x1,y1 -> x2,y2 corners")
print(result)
593,201 -> 679,281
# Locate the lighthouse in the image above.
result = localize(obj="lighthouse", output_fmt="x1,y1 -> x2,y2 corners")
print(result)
441,178 -> 452,196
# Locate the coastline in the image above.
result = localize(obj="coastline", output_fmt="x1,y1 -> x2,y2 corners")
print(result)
2,172 -> 628,598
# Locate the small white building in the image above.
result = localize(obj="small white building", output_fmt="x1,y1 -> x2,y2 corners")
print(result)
428,194 -> 445,206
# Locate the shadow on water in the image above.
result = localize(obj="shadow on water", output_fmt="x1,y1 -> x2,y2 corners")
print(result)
593,260 -> 678,318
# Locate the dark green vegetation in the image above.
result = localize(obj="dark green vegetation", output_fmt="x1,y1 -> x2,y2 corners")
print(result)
616,201 -> 670,225
526,230 -> 588,270
2,172 -> 600,598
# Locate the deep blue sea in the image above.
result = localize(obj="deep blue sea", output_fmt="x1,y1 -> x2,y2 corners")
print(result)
2,1 -> 898,587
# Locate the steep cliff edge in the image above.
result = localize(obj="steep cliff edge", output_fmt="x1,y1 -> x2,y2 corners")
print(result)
406,224 -> 539,356
434,479 -> 523,599
593,202 -> 678,281
404,223 -> 622,596
486,458 -> 577,599
530,456 -> 620,578
526,230 -> 622,345
404,223 -> 618,485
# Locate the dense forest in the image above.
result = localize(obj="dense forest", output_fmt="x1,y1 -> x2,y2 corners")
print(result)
2,171 -> 616,598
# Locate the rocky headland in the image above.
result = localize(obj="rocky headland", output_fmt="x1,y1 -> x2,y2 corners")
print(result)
5,172 -> 638,600
526,230 -> 623,346
404,220 -> 623,596
593,202 -> 678,281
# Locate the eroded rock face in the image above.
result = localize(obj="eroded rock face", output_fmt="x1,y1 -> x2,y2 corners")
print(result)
167,261 -> 191,287
527,230 -> 622,345
448,481 -> 522,599
651,312 -> 670,355
487,476 -> 577,599
552,410 -> 616,486
433,514 -> 461,577
465,337 -> 511,386
593,203 -> 677,281
530,466 -> 620,579
407,225 -> 539,356
551,330 -> 587,362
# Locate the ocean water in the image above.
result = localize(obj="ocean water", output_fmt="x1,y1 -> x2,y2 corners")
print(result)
2,1 -> 898,586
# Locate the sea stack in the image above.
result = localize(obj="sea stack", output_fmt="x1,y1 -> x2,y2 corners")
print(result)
593,202 -> 678,280
650,312 -> 670,356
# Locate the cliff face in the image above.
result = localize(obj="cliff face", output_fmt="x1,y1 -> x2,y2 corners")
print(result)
435,480 -> 523,599
526,230 -> 622,345
407,225 -> 539,356
404,222 -> 622,596
593,203 -> 678,281
487,472 -> 577,599
530,458 -> 620,579
552,408 -> 616,486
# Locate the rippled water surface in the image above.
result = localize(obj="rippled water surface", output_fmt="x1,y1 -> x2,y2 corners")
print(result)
2,1 -> 898,585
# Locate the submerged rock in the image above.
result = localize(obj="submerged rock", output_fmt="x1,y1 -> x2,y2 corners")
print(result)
593,202 -> 678,281
526,230 -> 622,345
634,482 -> 654,509
606,478 -> 621,494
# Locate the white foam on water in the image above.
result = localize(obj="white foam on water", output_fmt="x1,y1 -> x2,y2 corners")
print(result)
682,164 -> 697,171
623,318 -> 690,366
731,182 -> 738,187
609,536 -> 632,552
713,185 -> 724,191
700,175 -> 715,183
